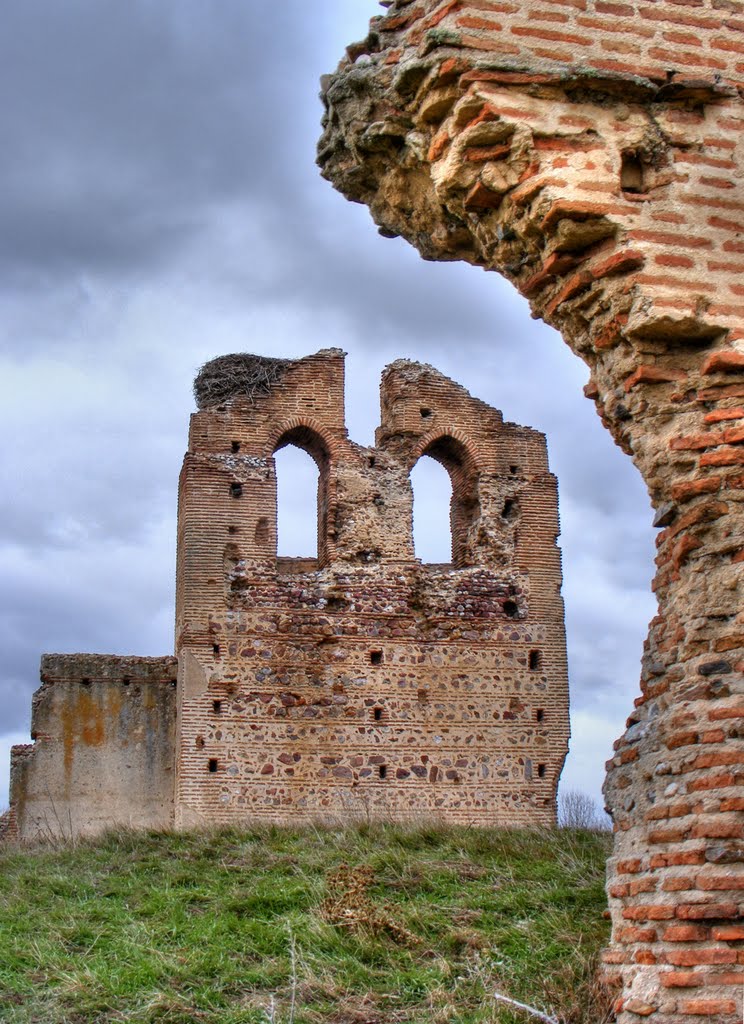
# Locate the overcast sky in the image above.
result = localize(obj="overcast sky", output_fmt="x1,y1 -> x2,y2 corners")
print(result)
0,0 -> 656,815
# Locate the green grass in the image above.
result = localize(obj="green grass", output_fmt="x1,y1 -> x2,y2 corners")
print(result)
0,824 -> 612,1024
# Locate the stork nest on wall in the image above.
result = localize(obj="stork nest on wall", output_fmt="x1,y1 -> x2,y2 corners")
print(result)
193,353 -> 292,409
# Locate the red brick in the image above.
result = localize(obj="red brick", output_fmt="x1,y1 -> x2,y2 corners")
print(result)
630,229 -> 713,248
712,635 -> 744,654
663,876 -> 697,892
670,431 -> 725,451
464,142 -> 511,162
666,947 -> 738,966
697,873 -> 744,890
720,799 -> 744,813
688,773 -> 736,792
678,999 -> 737,1014
603,949 -> 626,965
457,32 -> 520,53
703,350 -> 744,374
660,971 -> 704,988
464,181 -> 503,210
655,253 -> 696,268
632,878 -> 659,895
510,24 -> 589,44
696,751 -> 744,770
671,477 -> 722,501
639,6 -> 722,29
456,14 -> 503,31
676,902 -> 738,920
705,136 -> 737,151
634,949 -> 658,965
713,972 -> 744,985
424,0 -> 464,30
700,729 -> 726,743
648,45 -> 727,69
705,408 -> 744,423
378,6 -> 426,31
618,858 -> 645,874
544,270 -> 593,317
623,904 -> 676,921
591,249 -> 645,279
723,425 -> 744,444
699,174 -> 737,189
597,0 -> 635,11
620,746 -> 640,764
700,447 -> 744,467
666,730 -> 699,749
626,365 -> 687,392
427,129 -> 451,162
651,850 -> 707,868
540,199 -> 611,230
663,924 -> 709,941
459,69 -> 556,86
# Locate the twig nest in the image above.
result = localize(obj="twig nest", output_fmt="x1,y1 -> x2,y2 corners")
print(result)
194,353 -> 292,409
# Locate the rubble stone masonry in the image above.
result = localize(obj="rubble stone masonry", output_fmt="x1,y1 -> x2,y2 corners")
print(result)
317,1 -> 744,1020
2,351 -> 569,842
175,350 -> 568,829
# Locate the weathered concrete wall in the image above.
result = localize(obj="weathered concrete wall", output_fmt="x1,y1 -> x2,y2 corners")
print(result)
174,350 -> 569,828
8,655 -> 177,840
318,3 -> 744,1020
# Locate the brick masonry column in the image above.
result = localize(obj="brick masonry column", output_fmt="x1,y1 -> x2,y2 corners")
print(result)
318,3 -> 744,1019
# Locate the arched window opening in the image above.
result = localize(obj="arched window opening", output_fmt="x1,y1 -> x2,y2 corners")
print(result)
412,434 -> 479,567
411,455 -> 453,564
274,424 -> 331,569
275,444 -> 320,563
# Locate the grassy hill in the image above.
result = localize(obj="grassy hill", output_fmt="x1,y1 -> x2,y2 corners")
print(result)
0,824 -> 612,1024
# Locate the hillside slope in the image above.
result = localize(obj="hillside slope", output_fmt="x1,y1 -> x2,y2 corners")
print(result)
0,825 -> 612,1024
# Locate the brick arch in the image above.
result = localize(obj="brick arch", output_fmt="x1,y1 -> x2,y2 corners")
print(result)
321,4 -> 744,1017
265,416 -> 342,465
409,427 -> 482,474
410,430 -> 481,568
266,418 -> 339,567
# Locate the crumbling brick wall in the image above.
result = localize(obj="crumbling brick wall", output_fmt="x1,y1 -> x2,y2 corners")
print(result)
8,655 -> 177,839
318,2 -> 744,1019
5,352 -> 567,841
174,350 -> 569,829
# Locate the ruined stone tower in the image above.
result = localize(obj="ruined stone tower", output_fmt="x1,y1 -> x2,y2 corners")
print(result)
317,2 -> 744,1019
3,351 -> 569,836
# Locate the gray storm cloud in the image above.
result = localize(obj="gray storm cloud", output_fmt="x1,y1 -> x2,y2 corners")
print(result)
0,1 -> 655,811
